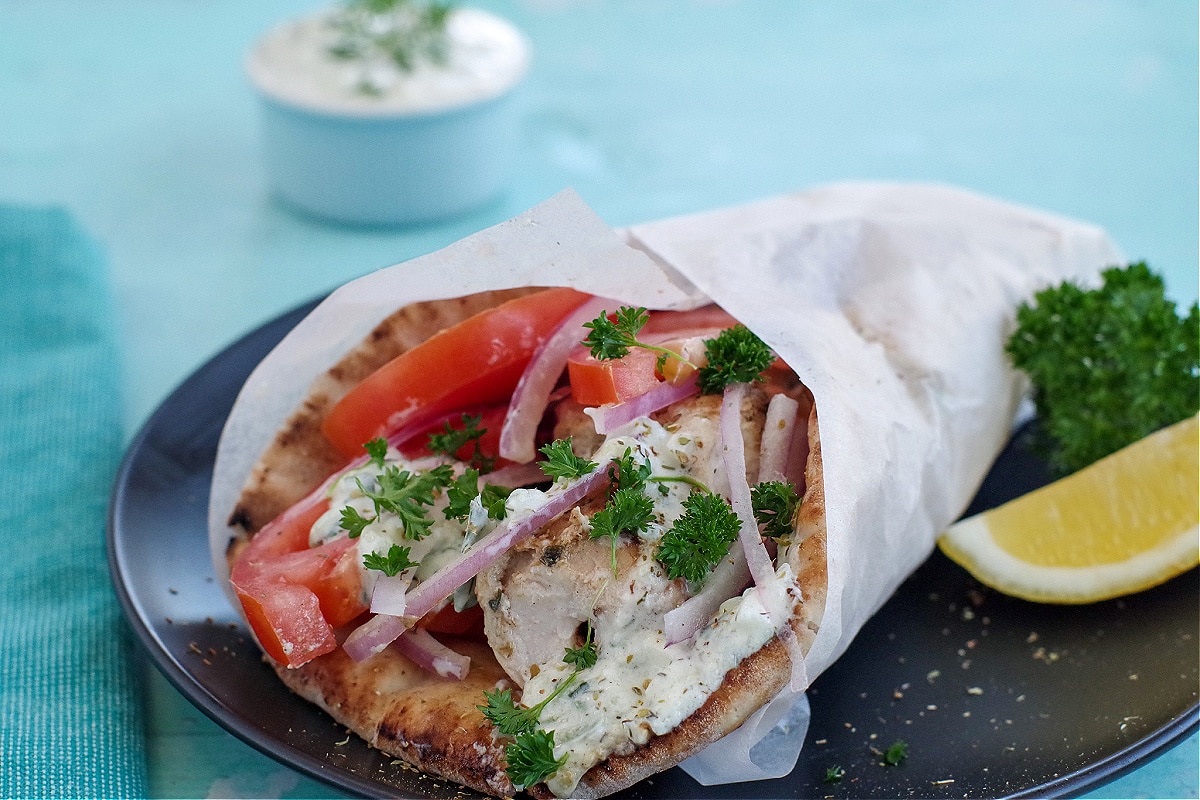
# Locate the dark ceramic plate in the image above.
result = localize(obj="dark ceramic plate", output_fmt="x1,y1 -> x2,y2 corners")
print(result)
108,299 -> 1199,799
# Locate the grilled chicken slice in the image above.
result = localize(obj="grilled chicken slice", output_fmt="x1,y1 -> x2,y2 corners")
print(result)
480,388 -> 770,688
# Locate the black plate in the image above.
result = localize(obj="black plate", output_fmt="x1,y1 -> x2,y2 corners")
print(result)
108,299 -> 1199,799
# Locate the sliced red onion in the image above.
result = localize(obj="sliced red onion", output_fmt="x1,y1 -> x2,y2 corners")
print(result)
663,544 -> 750,646
500,295 -> 614,464
369,571 -> 413,616
722,384 -> 809,689
663,383 -> 778,649
720,383 -> 778,590
584,372 -> 700,435
392,626 -> 471,680
342,463 -> 611,662
342,610 -> 409,662
757,393 -> 800,484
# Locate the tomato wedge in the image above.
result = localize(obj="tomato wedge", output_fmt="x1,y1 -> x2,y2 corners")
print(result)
231,498 -> 368,668
321,288 -> 590,459
567,345 -> 662,406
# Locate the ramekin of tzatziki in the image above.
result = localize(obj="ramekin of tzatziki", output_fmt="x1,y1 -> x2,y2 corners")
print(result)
246,0 -> 530,225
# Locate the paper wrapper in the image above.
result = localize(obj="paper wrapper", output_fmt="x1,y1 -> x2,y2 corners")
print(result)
208,182 -> 1122,786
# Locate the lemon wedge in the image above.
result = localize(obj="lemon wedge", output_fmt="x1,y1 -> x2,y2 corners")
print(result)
939,413 -> 1199,603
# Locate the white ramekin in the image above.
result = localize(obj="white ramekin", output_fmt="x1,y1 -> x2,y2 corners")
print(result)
246,7 -> 530,226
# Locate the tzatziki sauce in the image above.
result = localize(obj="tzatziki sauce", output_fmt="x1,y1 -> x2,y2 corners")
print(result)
247,6 -> 530,116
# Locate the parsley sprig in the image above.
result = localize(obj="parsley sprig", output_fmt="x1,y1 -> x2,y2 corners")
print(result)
1007,262 -> 1199,477
590,487 -> 654,576
656,491 -> 741,583
444,468 -> 513,522
581,306 -> 776,394
480,622 -> 598,788
589,449 -> 655,576
582,306 -> 692,368
362,543 -> 418,576
339,461 -> 453,540
504,729 -> 567,789
538,438 -> 598,481
751,480 -> 801,540
364,436 -> 389,468
427,413 -> 495,472
695,324 -> 775,394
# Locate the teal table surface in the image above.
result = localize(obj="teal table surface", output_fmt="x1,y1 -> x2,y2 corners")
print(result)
2,1 -> 1195,798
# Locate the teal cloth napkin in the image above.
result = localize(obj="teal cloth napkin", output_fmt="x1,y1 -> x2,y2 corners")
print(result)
0,206 -> 148,798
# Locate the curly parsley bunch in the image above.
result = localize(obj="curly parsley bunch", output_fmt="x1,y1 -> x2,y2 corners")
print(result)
1007,262 -> 1199,476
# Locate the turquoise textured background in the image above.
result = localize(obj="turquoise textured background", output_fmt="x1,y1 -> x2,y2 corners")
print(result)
0,1 -> 1195,797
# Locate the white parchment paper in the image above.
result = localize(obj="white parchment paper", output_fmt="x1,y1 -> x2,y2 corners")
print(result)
208,183 -> 1122,786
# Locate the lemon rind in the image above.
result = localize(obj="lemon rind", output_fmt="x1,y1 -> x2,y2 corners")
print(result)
939,516 -> 1199,604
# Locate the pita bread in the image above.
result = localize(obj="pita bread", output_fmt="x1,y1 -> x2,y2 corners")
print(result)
225,292 -> 827,798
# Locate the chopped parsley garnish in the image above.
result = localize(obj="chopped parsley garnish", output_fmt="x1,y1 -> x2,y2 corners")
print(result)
582,305 -> 694,371
588,449 -> 655,575
340,463 -> 453,540
538,438 -> 597,481
563,621 -> 598,670
480,621 -> 597,788
883,739 -> 909,766
361,543 -> 418,576
656,491 -> 741,583
751,480 -> 801,539
696,324 -> 775,394
1006,262 -> 1199,477
609,447 -> 653,493
504,729 -> 568,789
444,469 -> 480,521
444,469 -> 513,522
823,765 -> 845,784
339,505 -> 374,539
427,413 -> 494,472
328,0 -> 453,87
582,305 -> 775,392
589,486 -> 654,576
480,484 -> 514,520
364,436 -> 389,469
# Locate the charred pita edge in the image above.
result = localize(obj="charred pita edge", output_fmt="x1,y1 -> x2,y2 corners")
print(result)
227,287 -> 543,537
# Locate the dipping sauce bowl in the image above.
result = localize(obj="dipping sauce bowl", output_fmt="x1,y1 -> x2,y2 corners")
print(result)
246,5 -> 530,226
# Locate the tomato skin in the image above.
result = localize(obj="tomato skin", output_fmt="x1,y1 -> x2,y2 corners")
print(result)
321,288 -> 590,459
231,498 -> 368,667
398,403 -> 509,466
567,346 -> 662,406
237,498 -> 331,564
236,580 -> 336,666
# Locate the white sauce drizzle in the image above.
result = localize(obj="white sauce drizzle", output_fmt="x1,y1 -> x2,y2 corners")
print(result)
308,407 -> 800,797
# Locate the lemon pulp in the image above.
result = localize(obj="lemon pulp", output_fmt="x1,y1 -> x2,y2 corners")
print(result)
939,414 -> 1199,603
